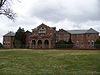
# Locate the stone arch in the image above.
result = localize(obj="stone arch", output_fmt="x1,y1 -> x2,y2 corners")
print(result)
44,40 -> 49,48
32,40 -> 36,48
37,40 -> 42,48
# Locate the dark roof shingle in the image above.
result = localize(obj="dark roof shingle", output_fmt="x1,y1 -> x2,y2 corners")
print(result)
67,30 -> 87,34
3,31 -> 15,37
86,28 -> 99,34
67,28 -> 99,34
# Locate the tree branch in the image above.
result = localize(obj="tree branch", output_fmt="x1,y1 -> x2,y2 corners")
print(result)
0,0 -> 17,20
0,0 -> 7,8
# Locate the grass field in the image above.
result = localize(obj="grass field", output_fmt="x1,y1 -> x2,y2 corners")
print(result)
0,49 -> 100,75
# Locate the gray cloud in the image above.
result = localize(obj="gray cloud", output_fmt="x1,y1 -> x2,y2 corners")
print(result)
30,0 -> 100,22
0,0 -> 100,43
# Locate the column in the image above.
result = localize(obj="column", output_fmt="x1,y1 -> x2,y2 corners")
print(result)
42,40 -> 44,48
36,40 -> 38,48
49,40 -> 51,48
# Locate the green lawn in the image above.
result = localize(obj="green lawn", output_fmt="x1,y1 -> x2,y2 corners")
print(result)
0,49 -> 100,75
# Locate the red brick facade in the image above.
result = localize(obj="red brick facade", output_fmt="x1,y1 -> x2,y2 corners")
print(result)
71,34 -> 99,48
3,24 -> 99,49
68,28 -> 99,48
28,23 -> 56,48
3,32 -> 15,48
56,29 -> 70,42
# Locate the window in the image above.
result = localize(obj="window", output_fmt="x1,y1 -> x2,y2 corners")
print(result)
76,41 -> 79,47
88,40 -> 91,47
88,41 -> 90,44
88,34 -> 90,37
81,42 -> 83,45
92,40 -> 94,46
38,27 -> 46,34
76,34 -> 78,38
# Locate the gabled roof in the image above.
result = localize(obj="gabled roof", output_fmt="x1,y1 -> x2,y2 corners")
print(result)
59,29 -> 70,33
56,29 -> 70,34
3,31 -> 15,37
86,28 -> 99,34
67,28 -> 99,34
37,23 -> 50,29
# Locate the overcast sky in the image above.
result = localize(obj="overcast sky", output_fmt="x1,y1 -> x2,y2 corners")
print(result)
0,0 -> 100,43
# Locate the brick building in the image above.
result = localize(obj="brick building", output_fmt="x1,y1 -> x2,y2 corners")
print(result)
25,31 -> 32,48
3,31 -> 15,48
3,23 -> 99,48
28,23 -> 56,48
56,29 -> 70,42
67,28 -> 99,48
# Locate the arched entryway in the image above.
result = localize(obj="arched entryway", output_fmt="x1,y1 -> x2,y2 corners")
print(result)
32,40 -> 36,48
44,40 -> 49,48
37,40 -> 42,48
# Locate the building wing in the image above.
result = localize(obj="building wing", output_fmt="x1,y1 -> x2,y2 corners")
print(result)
67,28 -> 99,34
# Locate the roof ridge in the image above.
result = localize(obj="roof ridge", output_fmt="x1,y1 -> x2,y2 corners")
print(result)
86,28 -> 99,33
67,28 -> 99,34
67,29 -> 88,31
3,31 -> 15,37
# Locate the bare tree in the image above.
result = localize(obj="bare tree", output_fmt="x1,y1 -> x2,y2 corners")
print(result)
0,0 -> 16,20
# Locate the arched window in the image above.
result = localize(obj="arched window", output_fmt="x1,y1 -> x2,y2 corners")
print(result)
37,40 -> 42,48
44,40 -> 49,48
32,40 -> 36,48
